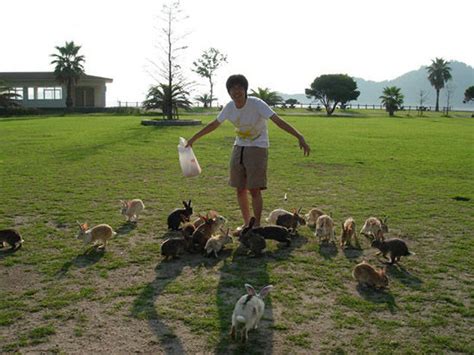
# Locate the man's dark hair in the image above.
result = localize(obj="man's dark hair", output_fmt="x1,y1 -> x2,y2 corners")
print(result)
226,74 -> 248,93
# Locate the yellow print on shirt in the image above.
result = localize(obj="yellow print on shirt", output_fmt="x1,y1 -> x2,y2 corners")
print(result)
234,117 -> 262,141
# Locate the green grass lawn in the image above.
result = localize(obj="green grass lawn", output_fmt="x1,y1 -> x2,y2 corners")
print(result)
0,112 -> 473,353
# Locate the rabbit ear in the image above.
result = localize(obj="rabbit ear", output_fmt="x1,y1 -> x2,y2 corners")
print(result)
182,201 -> 187,207
259,285 -> 274,298
245,284 -> 256,296
188,200 -> 192,207
297,207 -> 302,214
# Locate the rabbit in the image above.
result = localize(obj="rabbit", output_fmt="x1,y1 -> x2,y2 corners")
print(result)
120,199 -> 145,222
76,222 -> 116,249
265,208 -> 291,224
192,210 -> 219,228
239,218 -> 267,256
230,283 -> 273,343
167,200 -> 193,230
275,207 -> 306,233
242,217 -> 291,247
205,228 -> 233,258
352,260 -> 389,289
305,207 -> 325,227
360,216 -> 388,241
181,222 -> 196,239
340,217 -> 359,248
161,237 -> 191,260
315,214 -> 336,244
371,238 -> 414,264
192,214 -> 227,252
0,229 -> 24,250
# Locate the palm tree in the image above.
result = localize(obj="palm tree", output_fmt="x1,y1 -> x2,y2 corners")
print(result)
0,80 -> 20,108
249,87 -> 282,107
143,83 -> 191,119
380,86 -> 404,117
426,58 -> 452,112
194,93 -> 216,108
50,41 -> 85,109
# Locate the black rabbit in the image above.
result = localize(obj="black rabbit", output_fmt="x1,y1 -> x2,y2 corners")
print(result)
239,218 -> 266,256
241,217 -> 291,247
0,229 -> 24,250
371,238 -> 414,264
167,200 -> 193,230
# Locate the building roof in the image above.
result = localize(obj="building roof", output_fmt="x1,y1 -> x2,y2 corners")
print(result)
0,72 -> 113,83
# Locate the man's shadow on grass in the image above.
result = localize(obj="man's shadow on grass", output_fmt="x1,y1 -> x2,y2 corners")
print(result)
130,230 -> 226,354
56,246 -> 106,278
213,232 -> 308,353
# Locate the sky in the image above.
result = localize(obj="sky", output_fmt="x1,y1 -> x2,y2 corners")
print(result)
2,0 -> 473,107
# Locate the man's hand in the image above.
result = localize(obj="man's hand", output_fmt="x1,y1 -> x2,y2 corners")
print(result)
298,136 -> 310,156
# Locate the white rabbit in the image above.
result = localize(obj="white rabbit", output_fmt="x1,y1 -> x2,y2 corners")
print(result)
204,228 -> 233,258
265,208 -> 291,224
230,283 -> 273,343
120,199 -> 145,222
76,222 -> 116,249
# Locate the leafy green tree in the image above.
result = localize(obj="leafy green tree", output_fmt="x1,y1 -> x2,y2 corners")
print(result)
50,41 -> 85,109
380,86 -> 404,116
194,93 -> 216,108
249,87 -> 282,107
305,74 -> 360,116
463,86 -> 474,103
426,58 -> 452,112
285,98 -> 299,108
143,83 -> 191,119
0,80 -> 20,108
192,48 -> 227,108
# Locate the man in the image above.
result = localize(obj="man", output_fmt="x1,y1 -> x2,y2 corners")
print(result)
187,74 -> 310,228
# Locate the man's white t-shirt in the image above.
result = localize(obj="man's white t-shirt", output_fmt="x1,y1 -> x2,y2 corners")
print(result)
216,97 -> 275,148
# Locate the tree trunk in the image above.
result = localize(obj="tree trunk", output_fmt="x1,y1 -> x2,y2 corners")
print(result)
209,78 -> 214,108
435,89 -> 440,112
66,79 -> 73,109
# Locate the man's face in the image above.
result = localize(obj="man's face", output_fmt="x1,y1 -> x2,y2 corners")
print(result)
228,84 -> 246,107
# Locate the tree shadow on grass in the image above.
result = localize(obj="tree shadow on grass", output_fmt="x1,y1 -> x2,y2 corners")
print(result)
356,284 -> 398,314
130,239 -> 225,354
214,233 -> 308,353
56,246 -> 105,278
386,264 -> 423,289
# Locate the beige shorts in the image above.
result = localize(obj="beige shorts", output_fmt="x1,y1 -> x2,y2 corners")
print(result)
229,145 -> 268,190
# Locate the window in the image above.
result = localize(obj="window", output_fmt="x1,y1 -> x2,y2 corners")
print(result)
37,87 -> 62,100
28,87 -> 35,100
9,87 -> 23,100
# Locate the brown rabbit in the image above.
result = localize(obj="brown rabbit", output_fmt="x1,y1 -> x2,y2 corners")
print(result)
0,229 -> 24,250
192,214 -> 226,252
275,207 -> 306,233
76,222 -> 116,249
340,217 -> 359,248
161,237 -> 191,260
371,238 -> 414,264
352,260 -> 388,289
360,216 -> 388,241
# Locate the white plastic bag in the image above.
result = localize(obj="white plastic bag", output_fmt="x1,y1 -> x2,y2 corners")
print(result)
178,137 -> 202,177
